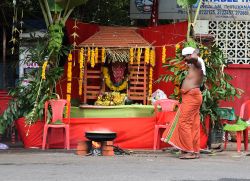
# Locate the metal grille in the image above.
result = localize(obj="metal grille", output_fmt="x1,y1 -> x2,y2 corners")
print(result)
208,21 -> 250,64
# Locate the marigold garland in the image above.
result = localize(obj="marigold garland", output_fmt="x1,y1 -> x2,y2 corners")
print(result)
79,48 -> 84,96
144,48 -> 150,64
95,47 -> 99,63
87,47 -> 91,63
149,67 -> 153,97
129,48 -> 134,64
103,67 -> 127,91
150,49 -> 155,67
67,53 -> 72,82
90,48 -> 95,68
66,53 -> 73,116
162,46 -> 166,64
41,61 -> 48,80
137,48 -> 142,65
101,47 -> 106,63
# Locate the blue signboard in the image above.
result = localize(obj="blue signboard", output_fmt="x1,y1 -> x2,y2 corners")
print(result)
130,0 -> 250,21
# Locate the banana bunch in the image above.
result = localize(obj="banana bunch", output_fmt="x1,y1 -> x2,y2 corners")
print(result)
95,92 -> 127,106
48,23 -> 64,53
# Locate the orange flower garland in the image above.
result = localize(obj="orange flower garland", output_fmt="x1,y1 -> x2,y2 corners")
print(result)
78,48 -> 84,96
162,46 -> 166,64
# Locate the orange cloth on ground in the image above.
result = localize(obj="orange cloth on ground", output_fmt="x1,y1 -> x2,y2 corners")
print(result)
162,88 -> 202,153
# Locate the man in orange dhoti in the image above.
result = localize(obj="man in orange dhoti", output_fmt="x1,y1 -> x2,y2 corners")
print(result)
162,47 -> 205,159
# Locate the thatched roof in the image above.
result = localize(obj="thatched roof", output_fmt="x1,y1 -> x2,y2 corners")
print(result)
78,26 -> 151,48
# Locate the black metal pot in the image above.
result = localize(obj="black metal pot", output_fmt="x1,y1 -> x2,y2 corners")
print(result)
85,131 -> 117,142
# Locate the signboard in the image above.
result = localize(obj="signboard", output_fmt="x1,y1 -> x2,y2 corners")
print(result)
130,0 -> 250,21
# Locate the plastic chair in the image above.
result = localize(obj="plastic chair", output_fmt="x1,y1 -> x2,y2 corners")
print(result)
223,101 -> 250,152
153,99 -> 179,150
42,99 -> 71,150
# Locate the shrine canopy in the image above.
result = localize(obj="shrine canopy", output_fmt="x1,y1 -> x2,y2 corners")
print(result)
78,26 -> 151,48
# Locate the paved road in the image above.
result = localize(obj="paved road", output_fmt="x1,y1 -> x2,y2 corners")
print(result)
0,147 -> 250,181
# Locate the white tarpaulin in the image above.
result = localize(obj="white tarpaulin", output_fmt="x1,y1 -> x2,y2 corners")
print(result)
130,0 -> 250,21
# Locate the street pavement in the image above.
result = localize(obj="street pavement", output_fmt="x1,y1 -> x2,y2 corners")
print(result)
0,142 -> 250,181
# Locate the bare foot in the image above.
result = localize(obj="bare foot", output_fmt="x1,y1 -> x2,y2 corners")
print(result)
179,153 -> 196,159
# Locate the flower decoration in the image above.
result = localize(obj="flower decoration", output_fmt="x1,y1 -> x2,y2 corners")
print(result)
103,67 -> 128,91
145,48 -> 150,64
101,47 -> 106,63
137,48 -> 142,65
129,48 -> 134,64
78,48 -> 84,96
162,46 -> 166,64
41,61 -> 48,80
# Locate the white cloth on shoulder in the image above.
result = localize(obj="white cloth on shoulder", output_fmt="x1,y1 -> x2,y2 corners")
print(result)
198,57 -> 206,76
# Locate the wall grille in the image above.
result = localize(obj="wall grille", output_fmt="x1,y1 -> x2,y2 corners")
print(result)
208,21 -> 250,64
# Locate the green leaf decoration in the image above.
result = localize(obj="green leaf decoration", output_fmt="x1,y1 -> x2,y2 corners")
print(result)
177,0 -> 198,8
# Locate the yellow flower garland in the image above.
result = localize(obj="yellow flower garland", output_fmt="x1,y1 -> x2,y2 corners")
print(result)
103,67 -> 127,91
137,48 -> 142,65
90,48 -> 95,68
87,47 -> 90,63
150,49 -> 155,67
101,47 -> 106,63
129,48 -> 134,64
79,48 -> 84,96
144,48 -> 150,64
41,61 -> 48,80
95,47 -> 98,63
66,53 -> 73,116
149,67 -> 153,96
162,46 -> 166,64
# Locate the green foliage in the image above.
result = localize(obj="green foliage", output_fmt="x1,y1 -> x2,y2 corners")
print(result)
73,0 -> 130,26
158,43 -> 243,128
54,0 -> 88,10
0,39 -> 66,133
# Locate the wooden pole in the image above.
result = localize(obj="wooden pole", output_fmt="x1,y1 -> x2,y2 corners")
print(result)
2,26 -> 6,88
150,0 -> 159,27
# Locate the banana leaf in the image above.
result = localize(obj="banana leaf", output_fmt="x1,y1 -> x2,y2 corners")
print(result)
49,0 -> 88,11
177,0 -> 198,8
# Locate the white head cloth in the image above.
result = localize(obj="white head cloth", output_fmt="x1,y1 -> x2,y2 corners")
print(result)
182,47 -> 206,76
182,47 -> 195,56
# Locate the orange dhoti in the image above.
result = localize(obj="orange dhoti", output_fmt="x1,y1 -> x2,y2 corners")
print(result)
162,88 -> 202,153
